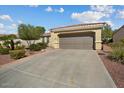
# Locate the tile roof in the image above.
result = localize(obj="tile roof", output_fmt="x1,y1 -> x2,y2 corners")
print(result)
50,22 -> 107,32
43,32 -> 51,37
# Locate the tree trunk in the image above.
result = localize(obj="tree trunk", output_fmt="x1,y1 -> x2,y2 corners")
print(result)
10,40 -> 14,50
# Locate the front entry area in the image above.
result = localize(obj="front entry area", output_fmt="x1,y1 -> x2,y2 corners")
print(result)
59,32 -> 95,50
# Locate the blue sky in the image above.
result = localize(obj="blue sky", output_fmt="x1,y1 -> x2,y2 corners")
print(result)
0,5 -> 124,34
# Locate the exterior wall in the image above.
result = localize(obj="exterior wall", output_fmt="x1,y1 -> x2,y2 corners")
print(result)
49,29 -> 102,50
113,26 -> 124,42
94,29 -> 102,50
0,38 -> 49,48
49,32 -> 59,48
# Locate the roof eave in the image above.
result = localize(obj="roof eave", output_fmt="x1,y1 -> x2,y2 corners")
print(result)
50,23 -> 107,32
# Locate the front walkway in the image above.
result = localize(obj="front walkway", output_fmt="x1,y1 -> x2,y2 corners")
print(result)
0,49 -> 116,88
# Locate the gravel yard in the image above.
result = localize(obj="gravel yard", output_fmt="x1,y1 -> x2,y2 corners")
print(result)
98,44 -> 124,88
0,54 -> 14,66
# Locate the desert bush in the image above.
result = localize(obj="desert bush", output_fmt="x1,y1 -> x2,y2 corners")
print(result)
9,50 -> 26,59
37,43 -> 47,49
109,38 -> 124,64
3,40 -> 11,49
109,47 -> 124,63
29,44 -> 41,51
15,45 -> 25,50
109,42 -> 124,49
0,48 -> 10,54
0,34 -> 17,50
0,43 -> 3,48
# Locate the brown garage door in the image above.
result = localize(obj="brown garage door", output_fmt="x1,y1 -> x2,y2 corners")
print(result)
59,32 -> 95,50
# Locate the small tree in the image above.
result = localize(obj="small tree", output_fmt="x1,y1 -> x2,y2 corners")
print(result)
18,24 -> 45,47
0,35 -> 8,42
0,34 -> 17,50
102,25 -> 113,44
35,26 -> 45,35
8,34 -> 17,50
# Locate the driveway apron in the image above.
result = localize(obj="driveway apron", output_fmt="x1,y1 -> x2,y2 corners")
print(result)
0,49 -> 116,88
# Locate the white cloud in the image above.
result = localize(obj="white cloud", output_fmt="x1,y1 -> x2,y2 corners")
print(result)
0,29 -> 6,34
117,10 -> 124,19
29,5 -> 39,8
0,23 -> 4,29
45,6 -> 64,13
0,24 -> 17,34
0,23 -> 7,34
71,11 -> 106,23
71,5 -> 115,27
18,20 -> 23,24
11,24 -> 17,28
45,6 -> 53,12
8,23 -> 17,30
91,5 -> 115,14
0,15 -> 13,22
56,8 -> 64,13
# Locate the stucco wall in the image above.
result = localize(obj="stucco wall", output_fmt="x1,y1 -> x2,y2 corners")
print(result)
94,29 -> 102,50
0,37 -> 48,48
49,29 -> 102,50
49,32 -> 59,48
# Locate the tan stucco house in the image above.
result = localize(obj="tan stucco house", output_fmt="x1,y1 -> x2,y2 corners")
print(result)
49,23 -> 107,50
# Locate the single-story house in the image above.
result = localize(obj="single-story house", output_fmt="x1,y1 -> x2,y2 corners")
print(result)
0,33 -> 51,47
49,23 -> 107,50
113,25 -> 124,42
15,33 -> 51,47
0,23 -> 107,50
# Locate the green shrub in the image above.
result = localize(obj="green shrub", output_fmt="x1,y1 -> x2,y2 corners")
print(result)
29,43 -> 47,51
37,43 -> 47,49
0,43 -> 3,48
3,40 -> 11,49
15,45 -> 25,50
29,44 -> 41,51
109,47 -> 124,62
0,48 -> 10,54
109,39 -> 124,64
110,42 -> 124,49
9,50 -> 26,59
110,38 -> 124,48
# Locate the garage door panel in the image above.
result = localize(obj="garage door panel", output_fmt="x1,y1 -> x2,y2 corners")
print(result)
59,33 -> 94,50
60,44 -> 93,49
60,37 -> 93,43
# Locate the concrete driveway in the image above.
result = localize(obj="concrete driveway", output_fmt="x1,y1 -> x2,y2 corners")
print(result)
0,49 -> 116,88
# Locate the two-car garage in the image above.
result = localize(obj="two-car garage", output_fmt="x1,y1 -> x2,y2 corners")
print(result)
59,32 -> 95,50
49,23 -> 107,50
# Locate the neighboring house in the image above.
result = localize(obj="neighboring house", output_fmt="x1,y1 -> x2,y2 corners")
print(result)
113,25 -> 124,42
15,32 -> 50,47
42,32 -> 51,43
0,33 -> 50,47
49,23 -> 107,50
0,34 -> 5,37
